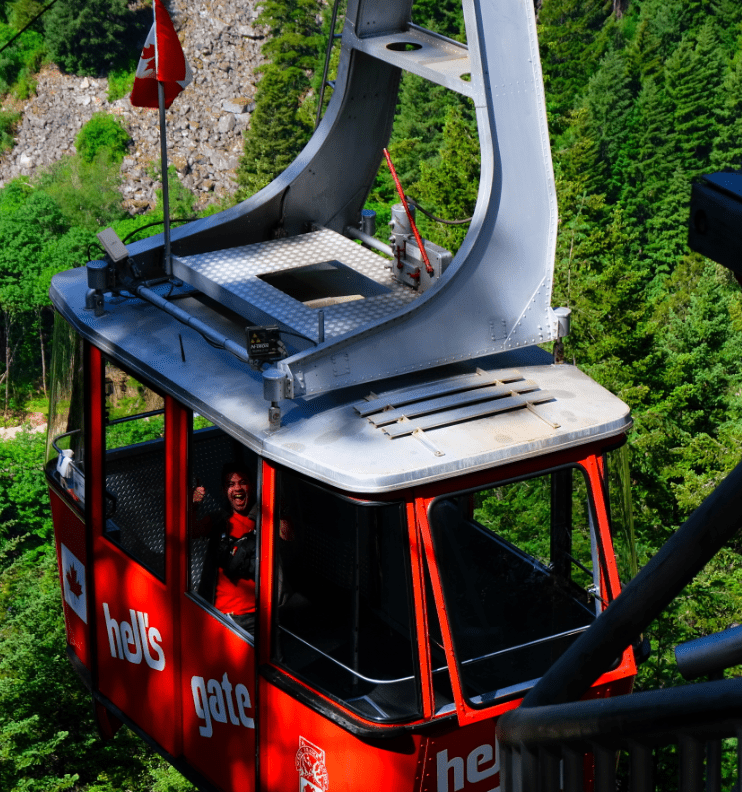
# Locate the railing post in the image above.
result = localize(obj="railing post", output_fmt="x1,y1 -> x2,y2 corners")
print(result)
594,744 -> 616,792
629,742 -> 654,792
541,747 -> 562,792
521,744 -> 539,792
706,737 -> 721,792
679,735 -> 705,792
500,743 -> 514,792
563,747 -> 584,792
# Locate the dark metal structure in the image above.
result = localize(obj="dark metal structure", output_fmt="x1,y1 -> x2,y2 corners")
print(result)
689,171 -> 742,278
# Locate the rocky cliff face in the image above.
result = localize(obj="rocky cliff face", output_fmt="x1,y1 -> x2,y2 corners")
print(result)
0,0 -> 265,211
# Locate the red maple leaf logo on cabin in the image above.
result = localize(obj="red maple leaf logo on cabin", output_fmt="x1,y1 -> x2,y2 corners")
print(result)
66,565 -> 83,599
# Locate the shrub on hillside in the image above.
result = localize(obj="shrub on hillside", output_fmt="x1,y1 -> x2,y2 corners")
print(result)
107,62 -> 136,102
8,0 -> 44,30
39,149 -> 126,232
43,0 -> 128,75
0,110 -> 20,153
0,26 -> 45,96
75,112 -> 130,164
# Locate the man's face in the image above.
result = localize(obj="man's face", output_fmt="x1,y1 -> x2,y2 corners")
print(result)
224,471 -> 251,514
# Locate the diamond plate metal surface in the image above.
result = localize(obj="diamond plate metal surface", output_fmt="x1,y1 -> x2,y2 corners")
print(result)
175,228 -> 420,342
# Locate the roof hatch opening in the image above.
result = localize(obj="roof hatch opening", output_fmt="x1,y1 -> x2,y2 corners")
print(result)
257,260 -> 390,309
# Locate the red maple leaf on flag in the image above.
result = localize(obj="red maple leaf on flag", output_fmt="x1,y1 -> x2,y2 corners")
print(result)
139,42 -> 155,77
66,565 -> 83,599
130,0 -> 192,109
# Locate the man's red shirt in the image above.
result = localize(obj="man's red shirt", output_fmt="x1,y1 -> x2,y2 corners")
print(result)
214,511 -> 256,615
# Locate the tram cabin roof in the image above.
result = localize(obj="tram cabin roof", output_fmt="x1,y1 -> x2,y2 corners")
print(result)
51,264 -> 630,494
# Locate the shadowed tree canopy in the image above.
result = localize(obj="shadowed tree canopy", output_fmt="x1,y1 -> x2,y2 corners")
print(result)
43,0 -> 129,75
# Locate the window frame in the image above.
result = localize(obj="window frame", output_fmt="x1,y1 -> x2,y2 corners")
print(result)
264,464 -> 428,731
428,462 -> 604,710
415,442 -> 635,727
99,356 -> 168,581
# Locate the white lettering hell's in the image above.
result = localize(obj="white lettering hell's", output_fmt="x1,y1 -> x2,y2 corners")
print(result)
437,743 -> 499,792
191,672 -> 255,738
102,603 -> 165,671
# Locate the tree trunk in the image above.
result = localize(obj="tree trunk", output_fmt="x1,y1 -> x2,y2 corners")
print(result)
4,311 -> 10,418
38,308 -> 47,398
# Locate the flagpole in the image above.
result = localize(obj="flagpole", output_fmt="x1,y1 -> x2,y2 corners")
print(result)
158,80 -> 172,277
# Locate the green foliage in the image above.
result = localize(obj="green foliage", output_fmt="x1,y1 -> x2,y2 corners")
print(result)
581,48 -> 638,199
0,187 -> 68,317
537,0 -> 611,130
0,544 -> 195,792
39,151 -> 126,233
43,0 -> 129,76
258,0 -> 323,72
664,24 -> 724,175
150,164 -> 197,222
620,76 -> 676,231
236,67 -> 313,199
711,54 -> 742,171
413,105 -> 480,253
106,414 -> 164,448
236,0 -> 321,200
106,63 -> 136,102
8,0 -> 44,30
0,25 -> 45,97
74,112 -> 130,165
411,0 -> 466,41
0,109 -> 20,152
0,428 -> 51,550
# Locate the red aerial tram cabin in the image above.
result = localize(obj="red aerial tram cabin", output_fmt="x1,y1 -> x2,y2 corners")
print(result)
46,1 -> 639,790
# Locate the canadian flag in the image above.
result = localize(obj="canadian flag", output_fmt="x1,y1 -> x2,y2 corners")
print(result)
130,0 -> 192,109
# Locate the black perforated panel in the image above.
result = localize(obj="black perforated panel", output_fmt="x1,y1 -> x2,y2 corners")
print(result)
105,440 -> 166,577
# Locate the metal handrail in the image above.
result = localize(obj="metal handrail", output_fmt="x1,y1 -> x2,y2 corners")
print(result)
279,626 -> 415,685
496,458 -> 742,792
51,430 -> 85,483
460,625 -> 590,668
498,678 -> 742,792
106,408 -> 164,426
51,428 -> 81,456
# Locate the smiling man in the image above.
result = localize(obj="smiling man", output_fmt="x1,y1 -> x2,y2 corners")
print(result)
196,462 -> 258,633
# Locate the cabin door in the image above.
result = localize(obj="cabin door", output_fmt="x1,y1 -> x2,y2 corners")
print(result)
88,347 -> 182,757
177,417 -> 258,792
89,347 -> 259,789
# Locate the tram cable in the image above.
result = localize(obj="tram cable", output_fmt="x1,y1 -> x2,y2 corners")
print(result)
0,0 -> 60,58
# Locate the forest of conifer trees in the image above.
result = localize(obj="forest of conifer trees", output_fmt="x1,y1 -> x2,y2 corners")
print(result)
1,0 -> 742,788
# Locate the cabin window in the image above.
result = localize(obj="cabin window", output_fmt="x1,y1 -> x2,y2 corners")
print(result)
273,471 -> 422,723
605,444 -> 638,586
429,466 -> 602,708
103,361 -> 166,579
186,422 -> 258,615
46,314 -> 86,505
